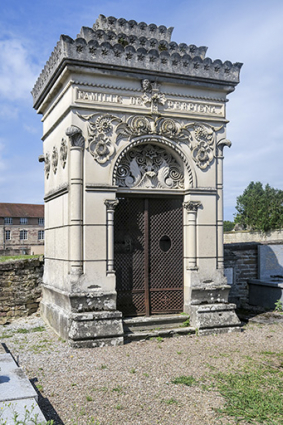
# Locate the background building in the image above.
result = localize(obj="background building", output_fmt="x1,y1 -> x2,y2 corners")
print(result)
0,203 -> 44,256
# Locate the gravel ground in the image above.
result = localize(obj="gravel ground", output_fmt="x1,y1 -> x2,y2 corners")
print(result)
1,314 -> 283,425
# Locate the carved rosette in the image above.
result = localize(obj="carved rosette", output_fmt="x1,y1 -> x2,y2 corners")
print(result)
77,113 -> 121,164
192,124 -> 215,169
52,147 -> 58,174
116,144 -> 184,189
89,133 -> 115,164
60,138 -> 68,168
44,153 -> 50,179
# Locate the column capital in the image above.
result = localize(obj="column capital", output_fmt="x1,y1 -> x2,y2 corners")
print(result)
183,201 -> 202,212
66,126 -> 85,148
104,199 -> 119,211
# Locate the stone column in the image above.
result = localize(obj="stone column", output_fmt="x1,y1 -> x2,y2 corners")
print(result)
65,126 -> 85,279
216,138 -> 231,269
183,201 -> 202,270
104,199 -> 119,275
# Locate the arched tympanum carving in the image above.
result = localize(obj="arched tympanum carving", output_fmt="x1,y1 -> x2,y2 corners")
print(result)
113,136 -> 194,189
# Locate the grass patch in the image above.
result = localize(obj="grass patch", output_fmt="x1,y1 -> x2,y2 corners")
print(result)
211,361 -> 283,424
162,398 -> 179,405
179,318 -> 190,327
171,375 -> 196,386
112,385 -> 123,394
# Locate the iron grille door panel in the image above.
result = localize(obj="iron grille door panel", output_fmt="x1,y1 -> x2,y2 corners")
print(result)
114,197 -> 183,316
114,197 -> 146,316
149,198 -> 183,313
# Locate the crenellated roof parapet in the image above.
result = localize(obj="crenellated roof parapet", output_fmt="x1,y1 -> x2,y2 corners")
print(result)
93,14 -> 174,43
32,15 -> 242,108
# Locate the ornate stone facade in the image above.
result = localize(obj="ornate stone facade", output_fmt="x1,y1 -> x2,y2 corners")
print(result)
33,15 -> 242,346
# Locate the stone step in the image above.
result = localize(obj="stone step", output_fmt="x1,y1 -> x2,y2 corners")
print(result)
123,314 -> 190,332
124,326 -> 195,342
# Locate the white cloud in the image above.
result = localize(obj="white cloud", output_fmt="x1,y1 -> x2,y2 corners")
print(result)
0,37 -> 39,100
0,103 -> 19,119
23,124 -> 39,134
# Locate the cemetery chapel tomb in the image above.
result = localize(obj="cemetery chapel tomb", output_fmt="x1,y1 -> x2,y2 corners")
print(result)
33,15 -> 242,347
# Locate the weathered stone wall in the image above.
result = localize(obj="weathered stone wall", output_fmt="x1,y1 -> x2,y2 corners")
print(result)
0,258 -> 43,325
224,229 -> 283,244
224,243 -> 258,307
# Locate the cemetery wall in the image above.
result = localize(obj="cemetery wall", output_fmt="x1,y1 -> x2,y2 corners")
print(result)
224,243 -> 258,307
224,230 -> 283,307
1,235 -> 283,323
0,258 -> 43,325
224,229 -> 283,244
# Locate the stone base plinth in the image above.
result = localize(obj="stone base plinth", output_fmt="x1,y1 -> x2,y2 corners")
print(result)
189,303 -> 241,335
190,285 -> 230,305
40,285 -> 124,347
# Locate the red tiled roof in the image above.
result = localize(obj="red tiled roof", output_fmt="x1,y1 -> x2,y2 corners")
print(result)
0,203 -> 44,218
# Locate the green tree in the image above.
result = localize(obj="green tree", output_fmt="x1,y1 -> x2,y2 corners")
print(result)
223,220 -> 235,232
234,181 -> 283,232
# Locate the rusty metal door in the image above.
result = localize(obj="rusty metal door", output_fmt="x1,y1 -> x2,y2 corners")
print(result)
114,197 -> 183,316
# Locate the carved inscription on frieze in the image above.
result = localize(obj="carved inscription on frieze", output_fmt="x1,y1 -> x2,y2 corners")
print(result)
75,89 -> 224,117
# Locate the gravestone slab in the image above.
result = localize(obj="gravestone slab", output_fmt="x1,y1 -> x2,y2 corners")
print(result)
0,399 -> 46,425
258,244 -> 283,280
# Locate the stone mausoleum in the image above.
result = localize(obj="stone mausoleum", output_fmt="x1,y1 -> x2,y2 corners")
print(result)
33,15 -> 242,347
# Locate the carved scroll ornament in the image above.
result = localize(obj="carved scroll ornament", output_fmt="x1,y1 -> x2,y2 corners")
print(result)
115,143 -> 184,189
77,112 -> 223,170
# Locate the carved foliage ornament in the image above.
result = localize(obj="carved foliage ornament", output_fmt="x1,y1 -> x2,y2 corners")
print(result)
52,147 -> 58,174
192,124 -> 214,169
116,144 -> 184,189
141,79 -> 167,113
78,113 -> 121,164
77,112 -> 223,170
60,138 -> 68,168
45,153 -> 50,179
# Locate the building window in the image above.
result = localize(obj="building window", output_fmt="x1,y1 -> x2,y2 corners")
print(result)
20,218 -> 28,224
20,230 -> 28,240
38,218 -> 44,225
5,230 -> 11,240
4,217 -> 12,224
38,230 -> 44,240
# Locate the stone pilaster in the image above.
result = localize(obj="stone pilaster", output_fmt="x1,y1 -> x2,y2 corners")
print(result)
66,126 -> 84,281
104,199 -> 119,275
183,201 -> 202,270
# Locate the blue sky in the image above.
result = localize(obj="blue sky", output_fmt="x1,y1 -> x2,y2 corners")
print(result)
0,0 -> 282,220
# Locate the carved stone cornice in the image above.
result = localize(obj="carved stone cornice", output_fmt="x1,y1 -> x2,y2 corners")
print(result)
32,15 -> 242,107
183,201 -> 202,212
65,126 -> 85,148
104,199 -> 119,210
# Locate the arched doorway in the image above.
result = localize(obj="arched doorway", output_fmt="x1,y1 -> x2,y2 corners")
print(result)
113,141 -> 187,317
